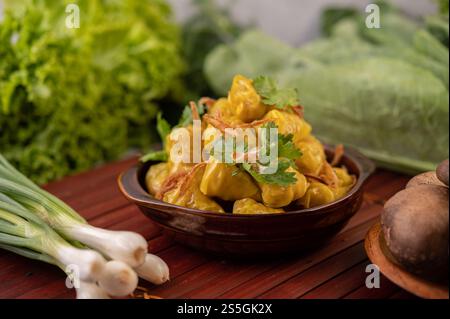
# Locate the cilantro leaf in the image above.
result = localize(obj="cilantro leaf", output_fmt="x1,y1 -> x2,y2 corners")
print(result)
140,150 -> 168,163
278,133 -> 302,160
208,122 -> 302,186
242,159 -> 297,186
156,112 -> 171,146
253,76 -> 277,97
176,102 -> 206,127
142,112 -> 171,163
260,122 -> 302,161
253,76 -> 300,109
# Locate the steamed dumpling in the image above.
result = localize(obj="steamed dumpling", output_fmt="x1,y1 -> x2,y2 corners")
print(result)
146,162 -> 170,196
333,167 -> 356,199
233,198 -> 284,214
228,75 -> 267,122
259,167 -> 309,208
297,182 -> 335,208
163,165 -> 224,213
208,98 -> 243,125
295,135 -> 326,175
262,109 -> 312,145
200,161 -> 261,201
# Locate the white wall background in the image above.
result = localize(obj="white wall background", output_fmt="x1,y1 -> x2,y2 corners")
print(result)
168,0 -> 437,46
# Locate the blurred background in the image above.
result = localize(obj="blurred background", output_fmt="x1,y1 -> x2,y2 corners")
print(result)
0,0 -> 448,184
168,0 -> 437,45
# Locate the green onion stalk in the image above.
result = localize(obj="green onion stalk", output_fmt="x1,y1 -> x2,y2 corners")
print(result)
0,155 -> 147,268
0,154 -> 169,294
0,200 -> 105,282
0,244 -> 110,299
0,192 -> 140,297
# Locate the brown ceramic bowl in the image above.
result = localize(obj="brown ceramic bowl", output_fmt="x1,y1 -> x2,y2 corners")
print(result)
118,146 -> 375,257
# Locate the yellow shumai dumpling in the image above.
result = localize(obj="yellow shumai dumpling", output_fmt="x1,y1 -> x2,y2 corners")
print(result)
208,98 -> 243,125
259,167 -> 309,208
200,161 -> 261,201
298,182 -> 335,208
165,125 -> 196,175
233,198 -> 284,215
146,162 -> 170,196
262,109 -> 312,145
163,165 -> 224,213
295,135 -> 326,175
228,75 -> 267,122
333,167 -> 356,199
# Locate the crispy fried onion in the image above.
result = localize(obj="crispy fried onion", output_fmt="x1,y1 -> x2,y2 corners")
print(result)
155,163 -> 206,200
291,105 -> 304,118
179,163 -> 206,195
318,161 -> 340,188
189,101 -> 201,121
203,114 -> 269,134
198,97 -> 216,110
331,144 -> 345,167
303,174 -> 328,184
155,170 -> 189,200
131,286 -> 163,299
307,163 -> 356,190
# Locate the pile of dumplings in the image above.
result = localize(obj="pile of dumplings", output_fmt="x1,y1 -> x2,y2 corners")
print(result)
146,75 -> 356,214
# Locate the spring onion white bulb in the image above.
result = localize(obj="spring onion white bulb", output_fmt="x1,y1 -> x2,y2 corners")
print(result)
98,260 -> 138,297
135,253 -> 170,285
76,281 -> 110,299
54,245 -> 105,281
66,225 -> 147,268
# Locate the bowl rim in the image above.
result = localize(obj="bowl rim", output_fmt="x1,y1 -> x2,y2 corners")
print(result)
118,145 -> 375,218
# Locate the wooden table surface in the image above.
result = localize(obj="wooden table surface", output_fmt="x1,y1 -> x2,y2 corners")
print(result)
0,157 -> 418,299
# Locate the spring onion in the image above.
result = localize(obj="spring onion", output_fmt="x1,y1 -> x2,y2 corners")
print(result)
0,201 -> 105,281
0,193 -> 140,297
0,154 -> 170,298
0,243 -> 111,299
98,260 -> 139,297
135,254 -> 170,285
76,281 -> 111,299
0,197 -> 139,296
0,155 -> 148,267
0,230 -> 139,298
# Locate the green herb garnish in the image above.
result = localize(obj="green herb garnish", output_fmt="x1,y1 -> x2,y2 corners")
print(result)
141,112 -> 172,163
140,150 -> 168,163
156,112 -> 171,145
210,122 -> 302,186
176,103 -> 206,128
253,76 -> 299,109
242,159 -> 297,187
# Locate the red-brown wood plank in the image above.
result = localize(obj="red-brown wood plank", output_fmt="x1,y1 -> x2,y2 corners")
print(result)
156,202 -> 384,299
0,258 -> 62,298
0,158 -> 416,299
301,261 -> 369,299
343,274 -> 401,299
259,242 -> 368,298
218,218 -> 377,299
389,290 -> 418,299
139,196 -> 384,299
42,155 -> 139,198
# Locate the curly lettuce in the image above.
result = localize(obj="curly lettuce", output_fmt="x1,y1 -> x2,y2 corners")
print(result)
0,0 -> 185,184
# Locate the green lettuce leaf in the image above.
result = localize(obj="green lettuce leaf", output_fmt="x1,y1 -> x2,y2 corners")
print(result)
0,0 -> 185,184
